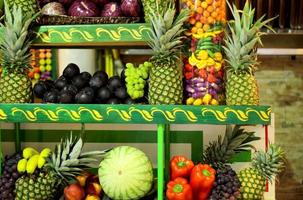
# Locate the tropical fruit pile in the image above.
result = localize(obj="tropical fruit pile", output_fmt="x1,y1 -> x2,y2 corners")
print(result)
166,125 -> 286,200
181,0 -> 226,105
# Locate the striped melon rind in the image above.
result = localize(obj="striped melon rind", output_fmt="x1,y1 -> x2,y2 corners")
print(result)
98,146 -> 154,200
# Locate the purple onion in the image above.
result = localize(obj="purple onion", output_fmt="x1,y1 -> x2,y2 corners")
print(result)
121,0 -> 141,17
68,0 -> 100,17
208,88 -> 218,96
101,2 -> 122,17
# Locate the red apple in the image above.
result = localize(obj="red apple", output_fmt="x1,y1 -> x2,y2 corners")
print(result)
64,183 -> 85,200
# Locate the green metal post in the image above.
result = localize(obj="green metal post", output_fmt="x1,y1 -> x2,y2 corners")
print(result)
164,124 -> 170,183
157,124 -> 165,200
15,123 -> 21,152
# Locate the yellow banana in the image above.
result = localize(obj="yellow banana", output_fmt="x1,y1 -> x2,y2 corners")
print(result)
17,159 -> 28,173
26,155 -> 39,174
40,148 -> 52,158
38,155 -> 46,169
23,147 -> 39,159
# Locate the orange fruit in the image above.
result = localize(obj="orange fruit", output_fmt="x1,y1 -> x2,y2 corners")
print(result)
191,27 -> 198,34
39,53 -> 46,59
200,16 -> 207,23
197,28 -> 204,35
203,10 -> 210,17
207,16 -> 214,24
206,0 -> 213,5
195,22 -> 203,28
197,6 -> 203,14
207,6 -> 214,12
211,11 -> 218,18
203,24 -> 210,31
189,18 -> 196,25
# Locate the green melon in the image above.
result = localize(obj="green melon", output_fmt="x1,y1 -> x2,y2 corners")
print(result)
98,146 -> 154,200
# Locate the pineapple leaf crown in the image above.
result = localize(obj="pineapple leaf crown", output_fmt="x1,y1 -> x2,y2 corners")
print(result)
223,0 -> 276,75
46,134 -> 109,184
252,143 -> 285,183
203,125 -> 260,168
0,0 -> 38,74
147,0 -> 190,66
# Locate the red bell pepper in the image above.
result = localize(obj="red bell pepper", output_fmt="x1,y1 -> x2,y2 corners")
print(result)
170,156 -> 194,180
190,164 -> 216,200
166,177 -> 193,200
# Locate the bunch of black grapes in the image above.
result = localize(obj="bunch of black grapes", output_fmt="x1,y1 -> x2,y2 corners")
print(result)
0,153 -> 23,200
208,165 -> 241,200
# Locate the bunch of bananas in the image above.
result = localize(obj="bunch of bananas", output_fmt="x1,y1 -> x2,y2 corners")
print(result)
17,147 -> 52,174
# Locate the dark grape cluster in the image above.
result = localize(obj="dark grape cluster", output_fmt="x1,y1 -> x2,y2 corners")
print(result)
0,153 -> 22,200
208,165 -> 241,200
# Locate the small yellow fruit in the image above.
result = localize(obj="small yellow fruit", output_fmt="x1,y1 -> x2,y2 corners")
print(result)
26,155 -> 40,174
17,159 -> 28,173
38,155 -> 46,169
211,99 -> 219,105
215,62 -> 222,71
186,97 -> 195,105
214,52 -> 223,61
206,58 -> 215,66
40,148 -> 52,158
196,60 -> 207,69
202,94 -> 212,105
23,147 -> 39,159
193,98 -> 203,106
198,50 -> 209,60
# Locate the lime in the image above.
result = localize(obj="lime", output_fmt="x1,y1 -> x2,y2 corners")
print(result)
46,65 -> 52,72
39,59 -> 46,66
45,58 -> 52,65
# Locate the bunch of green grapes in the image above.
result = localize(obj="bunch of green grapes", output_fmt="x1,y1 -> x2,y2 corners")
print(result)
125,62 -> 152,99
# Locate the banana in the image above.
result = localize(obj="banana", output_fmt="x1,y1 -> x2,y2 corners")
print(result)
199,42 -> 214,47
38,155 -> 46,169
40,148 -> 52,158
17,158 -> 28,173
26,154 -> 39,174
23,147 -> 39,159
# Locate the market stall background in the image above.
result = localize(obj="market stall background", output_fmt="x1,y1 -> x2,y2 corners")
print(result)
0,0 -> 302,199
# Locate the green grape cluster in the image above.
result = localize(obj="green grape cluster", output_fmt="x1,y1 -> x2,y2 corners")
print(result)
125,62 -> 152,99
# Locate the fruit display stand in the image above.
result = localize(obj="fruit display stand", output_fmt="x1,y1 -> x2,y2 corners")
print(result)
0,103 -> 271,199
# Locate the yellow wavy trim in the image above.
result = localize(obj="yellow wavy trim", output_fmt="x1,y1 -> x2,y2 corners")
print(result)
138,26 -> 151,35
151,108 -> 176,122
245,108 -> 270,121
78,107 -> 103,121
128,107 -> 153,122
33,108 -> 59,121
201,108 -> 226,121
12,108 -> 37,121
69,28 -> 94,41
55,108 -> 80,121
96,28 -> 120,41
106,107 -> 131,121
172,108 -> 198,122
267,108 -> 272,116
117,27 -> 142,40
223,108 -> 248,121
0,109 -> 7,120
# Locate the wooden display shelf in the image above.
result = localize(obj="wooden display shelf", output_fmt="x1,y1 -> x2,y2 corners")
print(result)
0,104 -> 271,125
0,23 -> 150,47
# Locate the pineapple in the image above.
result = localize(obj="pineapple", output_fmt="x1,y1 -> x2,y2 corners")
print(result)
203,125 -> 260,168
238,144 -> 285,200
147,2 -> 189,104
141,0 -> 170,22
15,136 -> 108,200
6,0 -> 38,16
0,2 -> 37,103
223,1 -> 275,105
204,125 -> 260,200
